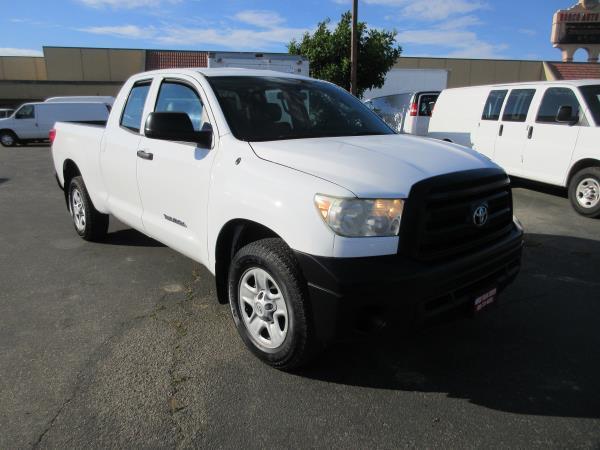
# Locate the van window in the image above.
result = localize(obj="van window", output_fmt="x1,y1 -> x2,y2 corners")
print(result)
502,89 -> 535,122
120,81 -> 151,132
15,105 -> 34,120
580,84 -> 600,125
537,88 -> 581,124
482,90 -> 507,121
418,94 -> 438,117
155,80 -> 208,131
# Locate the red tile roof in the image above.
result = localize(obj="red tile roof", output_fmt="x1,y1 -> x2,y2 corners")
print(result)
547,62 -> 600,80
146,51 -> 209,70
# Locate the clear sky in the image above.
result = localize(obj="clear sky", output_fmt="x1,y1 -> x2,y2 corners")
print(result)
0,0 -> 586,62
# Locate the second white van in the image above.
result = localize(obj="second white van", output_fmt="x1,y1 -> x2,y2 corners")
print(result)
0,102 -> 109,147
429,80 -> 600,217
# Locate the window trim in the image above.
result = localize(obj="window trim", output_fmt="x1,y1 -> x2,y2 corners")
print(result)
119,79 -> 152,134
481,89 -> 508,121
535,86 -> 582,126
501,88 -> 536,123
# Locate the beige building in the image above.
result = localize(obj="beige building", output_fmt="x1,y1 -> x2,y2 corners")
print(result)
1,46 -> 599,108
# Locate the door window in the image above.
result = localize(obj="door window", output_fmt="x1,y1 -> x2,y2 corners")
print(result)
536,88 -> 581,124
502,89 -> 535,122
482,90 -> 508,121
418,94 -> 438,117
120,81 -> 151,132
15,105 -> 34,119
155,81 -> 208,131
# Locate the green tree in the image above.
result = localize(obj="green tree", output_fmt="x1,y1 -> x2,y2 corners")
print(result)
288,11 -> 402,98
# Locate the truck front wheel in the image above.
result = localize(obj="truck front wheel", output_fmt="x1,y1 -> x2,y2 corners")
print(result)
569,167 -> 600,218
0,131 -> 18,147
228,238 -> 317,371
68,176 -> 109,241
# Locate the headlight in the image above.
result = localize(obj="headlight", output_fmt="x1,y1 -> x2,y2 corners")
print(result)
315,195 -> 404,237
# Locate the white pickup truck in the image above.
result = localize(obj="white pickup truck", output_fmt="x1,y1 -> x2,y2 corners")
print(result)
51,68 -> 523,370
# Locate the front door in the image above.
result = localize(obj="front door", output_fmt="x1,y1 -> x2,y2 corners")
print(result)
136,77 -> 216,262
522,87 -> 581,186
11,105 -> 37,139
493,88 -> 536,177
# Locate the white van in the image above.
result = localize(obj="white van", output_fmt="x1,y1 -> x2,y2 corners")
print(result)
429,80 -> 600,217
0,102 -> 109,147
365,91 -> 439,136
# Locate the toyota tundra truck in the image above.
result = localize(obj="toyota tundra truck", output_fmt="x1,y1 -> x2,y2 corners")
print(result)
51,68 -> 524,370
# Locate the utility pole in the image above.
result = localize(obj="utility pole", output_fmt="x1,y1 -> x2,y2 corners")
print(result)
350,0 -> 358,95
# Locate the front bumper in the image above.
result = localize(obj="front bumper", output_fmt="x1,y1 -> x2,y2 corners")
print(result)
294,224 -> 523,342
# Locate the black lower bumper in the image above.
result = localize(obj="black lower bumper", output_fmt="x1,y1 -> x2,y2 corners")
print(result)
294,225 -> 523,342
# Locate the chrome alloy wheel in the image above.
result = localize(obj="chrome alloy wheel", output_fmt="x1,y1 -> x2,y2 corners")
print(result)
576,177 -> 600,209
1,133 -> 14,146
70,188 -> 86,232
238,267 -> 288,349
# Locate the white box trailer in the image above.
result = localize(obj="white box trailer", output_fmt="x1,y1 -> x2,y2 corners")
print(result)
363,68 -> 448,100
207,52 -> 309,76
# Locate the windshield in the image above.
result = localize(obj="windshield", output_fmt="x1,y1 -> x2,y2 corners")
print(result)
580,85 -> 600,125
207,76 -> 394,141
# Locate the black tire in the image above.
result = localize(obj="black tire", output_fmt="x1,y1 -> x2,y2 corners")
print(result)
568,167 -> 600,218
68,176 -> 109,241
0,131 -> 18,147
228,238 -> 317,371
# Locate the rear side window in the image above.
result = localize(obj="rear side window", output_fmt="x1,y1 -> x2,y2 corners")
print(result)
120,81 -> 151,132
155,80 -> 208,131
418,94 -> 438,117
482,90 -> 507,121
537,88 -> 581,123
502,89 -> 535,122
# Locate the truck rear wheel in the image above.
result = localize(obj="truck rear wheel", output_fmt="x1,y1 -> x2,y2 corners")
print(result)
68,176 -> 109,241
0,131 -> 18,147
569,167 -> 600,218
228,238 -> 317,371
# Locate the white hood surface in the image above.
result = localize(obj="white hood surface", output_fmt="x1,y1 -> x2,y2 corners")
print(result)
250,134 -> 498,198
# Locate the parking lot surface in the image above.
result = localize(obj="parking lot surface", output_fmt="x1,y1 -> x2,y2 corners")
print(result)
1,145 -> 599,448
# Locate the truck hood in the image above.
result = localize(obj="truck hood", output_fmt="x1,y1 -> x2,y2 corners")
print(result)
250,134 -> 498,198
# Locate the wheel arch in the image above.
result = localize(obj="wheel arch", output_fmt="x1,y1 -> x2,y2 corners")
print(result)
214,219 -> 284,304
567,158 -> 600,185
62,159 -> 81,205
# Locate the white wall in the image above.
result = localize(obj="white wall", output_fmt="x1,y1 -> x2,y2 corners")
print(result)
364,68 -> 448,99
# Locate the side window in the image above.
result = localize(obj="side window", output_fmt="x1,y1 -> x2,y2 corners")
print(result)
120,81 -> 151,132
502,89 -> 536,122
482,90 -> 508,121
15,105 -> 34,119
537,88 -> 581,124
155,81 -> 207,131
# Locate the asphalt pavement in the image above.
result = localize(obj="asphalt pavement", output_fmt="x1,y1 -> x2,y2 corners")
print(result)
1,145 -> 599,448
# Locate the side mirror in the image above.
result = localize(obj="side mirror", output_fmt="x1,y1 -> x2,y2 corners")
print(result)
556,105 -> 577,125
144,112 -> 212,148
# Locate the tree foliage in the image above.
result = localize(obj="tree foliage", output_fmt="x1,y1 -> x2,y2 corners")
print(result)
288,12 -> 402,98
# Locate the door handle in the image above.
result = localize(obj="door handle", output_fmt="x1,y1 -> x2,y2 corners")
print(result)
137,150 -> 154,160
527,126 -> 533,140
498,124 -> 504,137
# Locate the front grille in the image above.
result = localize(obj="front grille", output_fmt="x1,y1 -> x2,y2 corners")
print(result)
399,169 -> 514,262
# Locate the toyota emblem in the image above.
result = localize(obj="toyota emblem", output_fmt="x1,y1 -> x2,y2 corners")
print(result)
472,204 -> 488,227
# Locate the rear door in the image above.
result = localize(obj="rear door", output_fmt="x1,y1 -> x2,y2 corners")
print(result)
101,79 -> 152,230
493,88 -> 536,176
521,87 -> 582,185
414,92 -> 439,136
136,76 -> 217,262
473,89 -> 508,159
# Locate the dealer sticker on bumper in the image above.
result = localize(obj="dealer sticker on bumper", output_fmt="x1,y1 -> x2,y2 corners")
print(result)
474,288 -> 497,313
